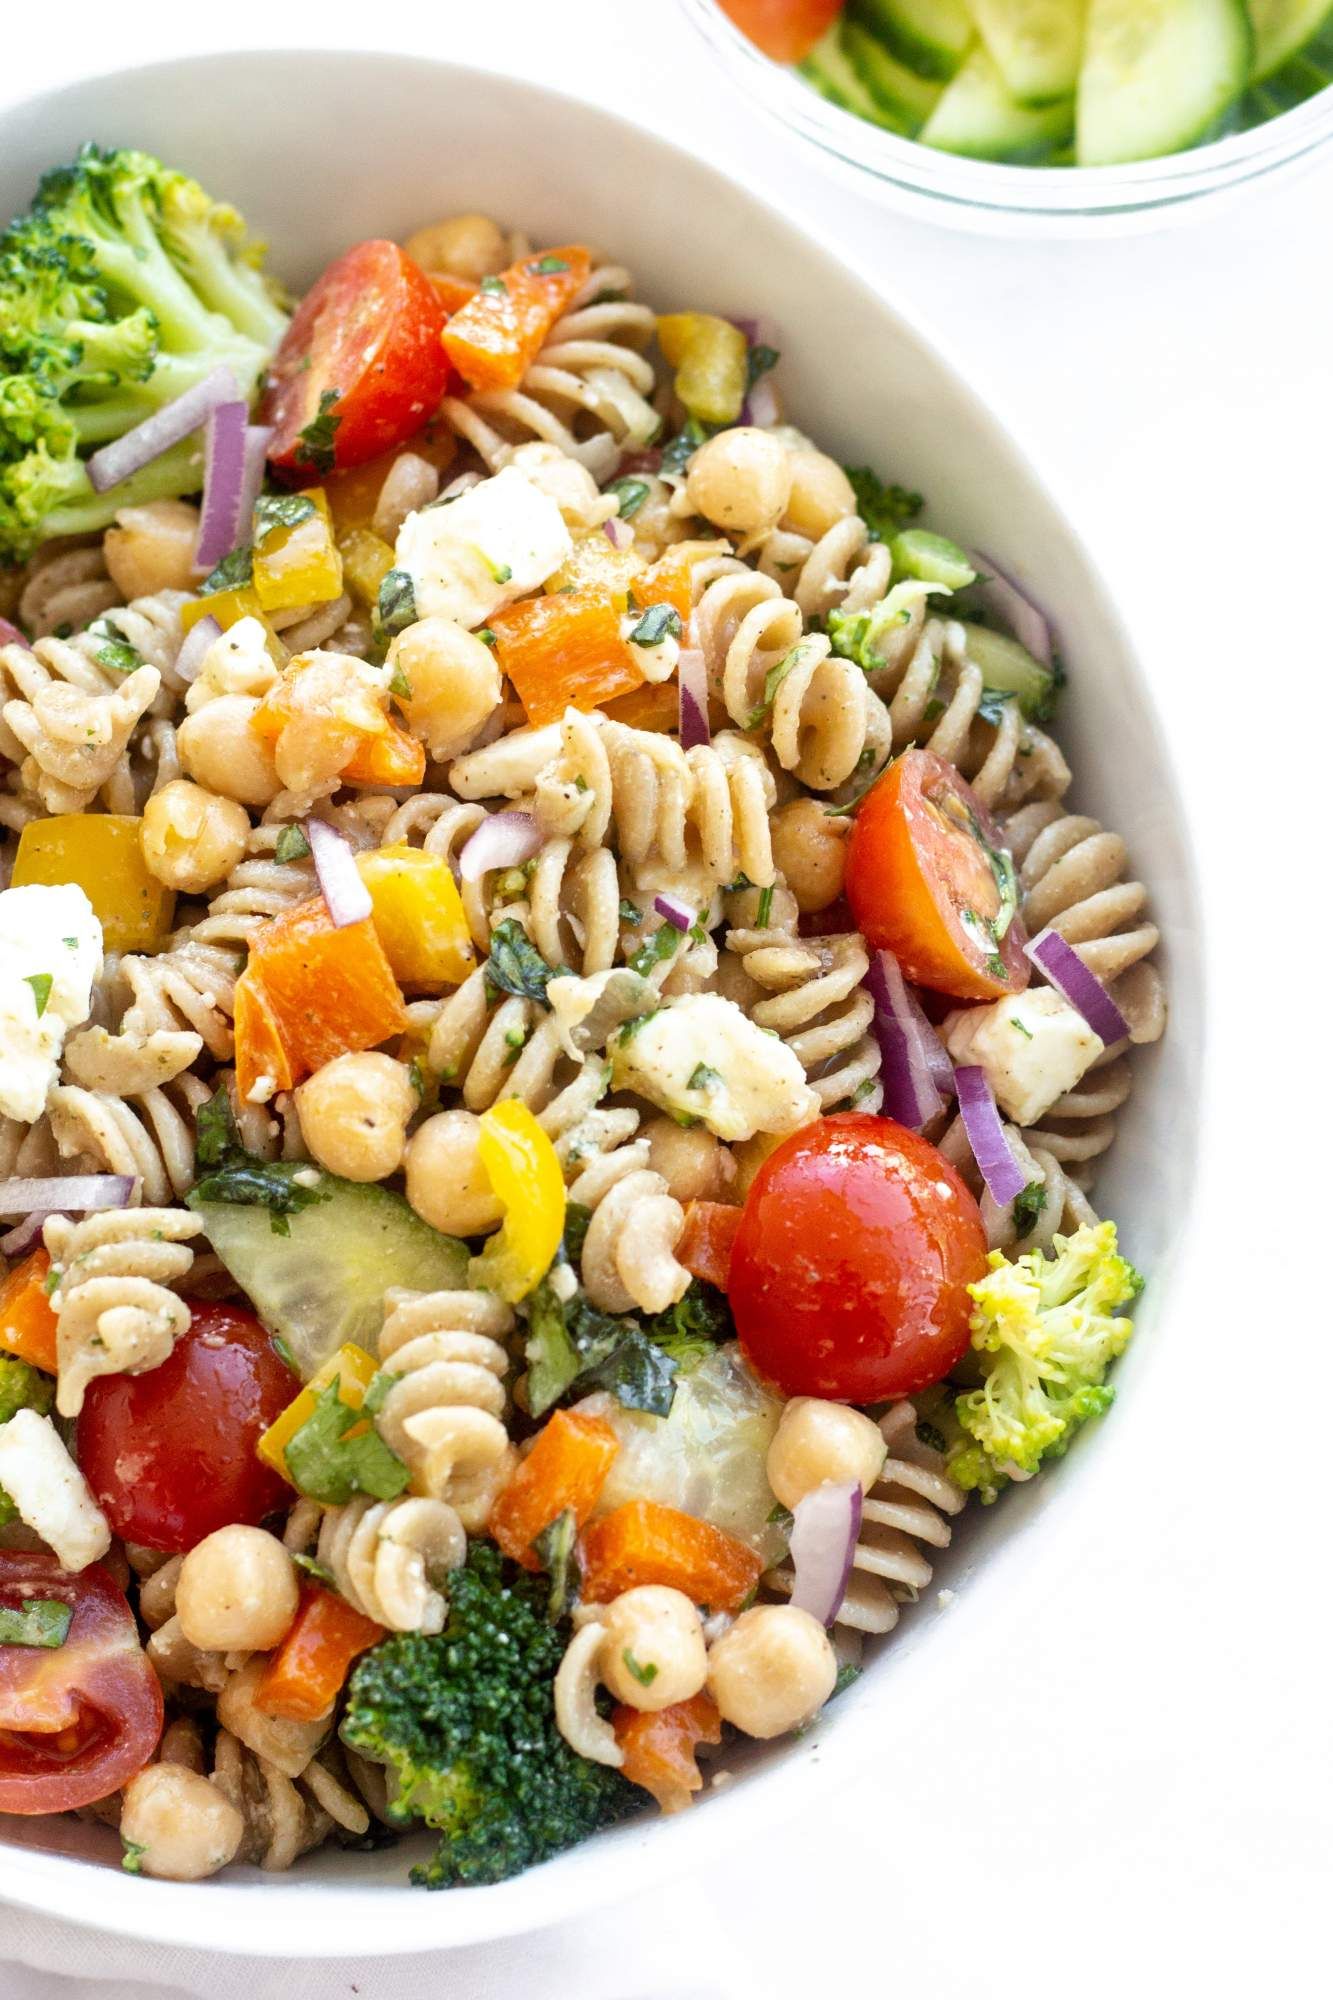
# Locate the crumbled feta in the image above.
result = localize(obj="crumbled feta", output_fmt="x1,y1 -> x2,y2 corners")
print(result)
508,442 -> 614,532
942,986 -> 1103,1128
611,992 -> 819,1141
0,883 -> 103,1122
395,465 -> 572,629
0,1409 -> 111,1572
183,615 -> 279,711
547,969 -> 655,1059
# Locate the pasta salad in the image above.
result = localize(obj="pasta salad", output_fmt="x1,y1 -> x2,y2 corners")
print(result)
0,147 -> 1162,1888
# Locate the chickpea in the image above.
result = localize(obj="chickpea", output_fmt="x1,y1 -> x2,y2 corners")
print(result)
118,1764 -> 244,1881
766,1399 -> 886,1511
644,1117 -> 736,1204
178,694 -> 281,806
598,1587 -> 708,1712
706,1604 -> 837,1739
103,499 -> 202,599
296,1052 -> 416,1182
389,617 -> 502,762
405,1107 -> 505,1235
175,1525 -> 299,1653
140,779 -> 250,894
404,213 -> 509,281
781,448 -> 857,542
685,427 -> 793,537
771,798 -> 849,914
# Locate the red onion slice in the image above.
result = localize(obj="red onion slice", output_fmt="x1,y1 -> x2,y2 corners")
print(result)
603,516 -> 632,551
0,618 -> 31,651
1024,927 -> 1128,1046
617,447 -> 661,477
239,424 -> 275,537
865,950 -> 951,1130
677,645 -> 710,749
175,613 -> 223,685
953,1064 -> 1027,1207
968,551 -> 1053,667
459,811 -> 543,883
0,1174 -> 135,1217
306,818 -> 372,928
789,1481 -> 862,1627
746,374 -> 779,429
0,1212 -> 53,1257
194,401 -> 250,571
653,893 -> 695,933
87,365 -> 241,495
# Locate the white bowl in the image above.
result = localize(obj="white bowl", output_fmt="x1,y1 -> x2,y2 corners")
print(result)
0,47 -> 1203,1958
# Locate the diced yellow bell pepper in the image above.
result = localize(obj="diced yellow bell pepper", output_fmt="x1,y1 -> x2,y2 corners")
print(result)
355,846 -> 475,990
656,313 -> 748,428
257,1341 -> 378,1481
469,1101 -> 566,1305
254,489 -> 343,615
181,586 -> 287,667
338,528 -> 396,611
11,814 -> 174,952
545,532 -> 645,605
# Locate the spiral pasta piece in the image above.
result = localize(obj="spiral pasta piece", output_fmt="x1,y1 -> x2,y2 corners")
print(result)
316,1494 -> 467,1634
374,1287 -> 515,1529
723,922 -> 881,1113
16,537 -> 120,637
754,512 -> 892,623
44,1205 -> 202,1417
580,1165 -> 690,1316
46,1071 -> 210,1206
0,636 -> 161,814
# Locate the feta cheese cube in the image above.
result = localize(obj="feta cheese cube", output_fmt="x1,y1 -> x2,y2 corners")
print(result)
942,986 -> 1103,1128
611,993 -> 819,1141
0,1408 -> 111,1572
394,465 -> 572,629
0,883 -> 103,1122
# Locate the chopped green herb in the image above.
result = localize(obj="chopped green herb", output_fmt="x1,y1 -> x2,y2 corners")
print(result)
977,686 -> 1016,728
626,603 -> 681,649
62,936 -> 78,949
42,1266 -> 60,1296
120,1838 -> 147,1875
86,618 -> 144,676
747,641 -> 807,730
23,972 -> 52,1017
274,823 -> 311,864
253,491 -> 316,542
843,466 -> 923,543
291,1551 -> 339,1589
477,627 -> 497,648
377,568 -> 417,640
532,1507 -> 579,1623
622,1649 -> 658,1689
832,1661 -> 862,1699
604,477 -> 650,521
530,255 -> 570,274
408,1057 -> 426,1098
687,1062 -> 722,1093
0,1599 -> 72,1647
270,1332 -> 299,1376
199,544 -> 254,594
628,924 -> 682,978
188,1085 -> 331,1237
660,417 -> 708,478
484,919 -> 565,1007
363,1368 -> 402,1417
618,899 -> 643,926
388,664 -> 413,699
480,274 -> 507,296
1011,1181 -> 1048,1238
766,1501 -> 795,1533
745,342 -> 780,391
293,387 -> 342,475
755,884 -> 774,927
479,551 -> 512,585
283,1376 -> 410,1505
616,1007 -> 661,1045
1009,1014 -> 1034,1040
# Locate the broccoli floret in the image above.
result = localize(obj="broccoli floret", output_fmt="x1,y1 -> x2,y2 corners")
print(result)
954,1220 -> 1142,1492
0,1352 -> 55,1526
828,579 -> 950,672
0,145 -> 288,562
843,465 -> 922,542
341,1543 -> 639,1888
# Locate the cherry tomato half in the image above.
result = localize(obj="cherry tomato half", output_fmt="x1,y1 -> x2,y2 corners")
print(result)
729,1113 -> 987,1402
718,0 -> 844,63
0,1553 -> 162,1814
77,1301 -> 292,1552
262,240 -> 450,478
846,748 -> 1030,1002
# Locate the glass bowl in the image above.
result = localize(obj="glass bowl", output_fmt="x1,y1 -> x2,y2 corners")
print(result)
681,0 -> 1333,233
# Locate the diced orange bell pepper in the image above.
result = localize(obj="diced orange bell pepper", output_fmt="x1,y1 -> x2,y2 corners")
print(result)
340,716 -> 426,787
677,1201 -> 742,1292
0,1249 -> 59,1374
252,1584 -> 385,1722
431,272 -> 479,314
601,681 -> 679,733
491,1409 -> 620,1571
490,587 -> 645,728
441,246 -> 591,393
613,1693 -> 722,1813
252,654 -> 426,789
579,1500 -> 762,1611
11,814 -> 174,954
234,898 -> 407,1100
634,547 -> 697,623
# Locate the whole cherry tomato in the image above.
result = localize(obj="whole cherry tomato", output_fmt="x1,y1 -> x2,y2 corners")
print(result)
76,1301 -> 292,1552
728,1113 -> 987,1402
846,748 -> 1030,1002
0,1553 -> 162,1814
718,0 -> 844,63
262,240 -> 450,478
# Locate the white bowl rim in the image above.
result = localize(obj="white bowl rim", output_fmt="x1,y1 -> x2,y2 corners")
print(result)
0,44 -> 1206,1959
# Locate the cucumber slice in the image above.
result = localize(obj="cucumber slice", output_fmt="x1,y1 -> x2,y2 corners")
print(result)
842,20 -> 944,130
1248,0 -> 1333,79
970,0 -> 1088,103
193,1177 -> 467,1378
800,23 -> 912,127
846,0 -> 976,80
891,530 -> 977,590
1077,0 -> 1252,164
920,43 -> 1076,158
958,622 -> 1060,721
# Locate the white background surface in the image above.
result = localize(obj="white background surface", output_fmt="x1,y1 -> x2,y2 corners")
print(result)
2,4 -> 1331,1996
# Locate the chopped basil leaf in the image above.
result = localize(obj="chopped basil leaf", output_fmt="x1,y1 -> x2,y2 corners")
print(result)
274,823 -> 311,864
253,492 -> 316,542
530,255 -> 570,274
121,1838 -> 147,1875
480,274 -> 507,295
747,640 -> 807,729
362,1368 -> 402,1417
660,417 -> 708,478
388,664 -> 413,699
86,618 -> 144,676
616,1007 -> 661,1045
628,924 -> 682,977
477,549 -> 512,585
189,1085 -> 331,1237
1011,1181 -> 1048,1238
915,1418 -> 948,1454
291,1551 -> 338,1589
618,899 -> 643,926
604,477 -> 650,521
832,1661 -> 862,1699
270,1332 -> 299,1375
23,972 -> 52,1017
532,1507 -> 579,1623
377,568 -> 417,640
687,1062 -> 722,1092
199,544 -> 254,594
293,387 -> 342,475
62,936 -> 78,948
622,1648 -> 658,1688
977,685 -> 1016,728
283,1377 -> 410,1505
0,1598 -> 72,1647
627,603 -> 681,648
408,1057 -> 426,1098
1009,1014 -> 1034,1041
745,342 -> 780,391
484,918 -> 566,1007
843,466 -> 923,543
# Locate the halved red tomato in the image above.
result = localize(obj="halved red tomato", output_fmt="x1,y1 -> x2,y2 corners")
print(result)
262,240 -> 450,478
0,1553 -> 162,1814
718,0 -> 844,63
846,748 -> 1029,1002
